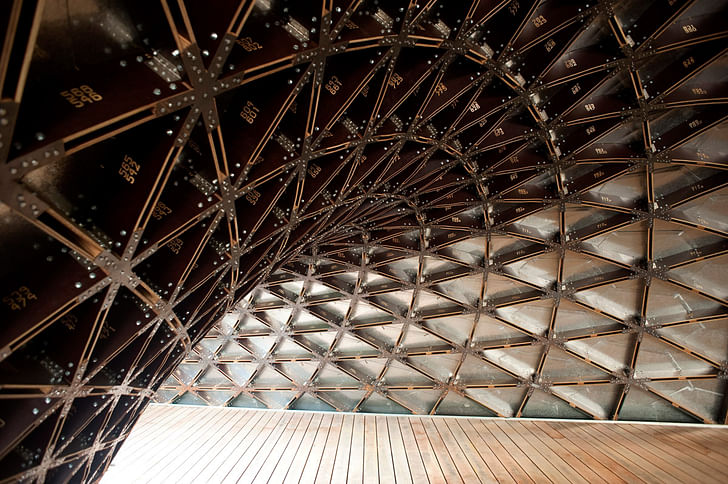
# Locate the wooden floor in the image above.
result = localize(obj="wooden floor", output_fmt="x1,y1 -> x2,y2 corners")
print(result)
102,404 -> 728,484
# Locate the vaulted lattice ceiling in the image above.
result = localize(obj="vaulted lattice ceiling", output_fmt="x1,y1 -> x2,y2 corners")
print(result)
0,0 -> 727,482
158,229 -> 728,421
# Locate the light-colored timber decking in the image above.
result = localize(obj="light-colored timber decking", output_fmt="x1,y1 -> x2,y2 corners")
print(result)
101,404 -> 728,483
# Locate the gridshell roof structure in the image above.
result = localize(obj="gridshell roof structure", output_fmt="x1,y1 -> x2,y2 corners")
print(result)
0,0 -> 727,481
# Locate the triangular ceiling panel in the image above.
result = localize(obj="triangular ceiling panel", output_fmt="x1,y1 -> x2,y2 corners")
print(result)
646,279 -> 725,325
619,387 -> 697,423
420,314 -> 474,347
291,393 -> 336,412
388,390 -> 443,415
521,390 -> 589,419
656,319 -> 728,364
482,345 -> 544,380
551,384 -> 623,420
633,335 -> 717,379
496,300 -> 554,336
574,279 -> 644,321
668,254 -> 728,302
465,387 -> 529,418
435,391 -> 496,417
197,366 -> 233,386
472,313 -> 531,346
360,393 -> 410,414
540,348 -> 611,382
647,379 -> 726,423
564,333 -> 636,373
553,300 -> 622,337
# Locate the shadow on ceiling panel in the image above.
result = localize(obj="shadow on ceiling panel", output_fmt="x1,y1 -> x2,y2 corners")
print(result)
495,299 -> 554,337
434,236 -> 487,265
383,360 -> 433,387
435,392 -> 496,417
277,360 -> 318,385
360,393 -> 411,414
540,347 -> 611,383
633,334 -> 717,379
419,314 -> 473,347
333,333 -> 381,357
354,323 -> 403,349
619,386 -> 697,423
388,389 -> 442,415
465,387 -> 529,418
255,391 -> 297,409
317,390 -> 367,412
645,279 -> 726,325
647,378 -> 726,423
521,390 -> 589,419
502,252 -> 560,290
290,393 -> 336,412
472,313 -> 532,347
573,278 -> 644,321
581,220 -> 648,266
430,274 -> 483,307
406,353 -> 462,384
229,393 -> 268,409
456,354 -> 518,386
670,187 -> 728,234
564,332 -> 637,373
669,254 -> 728,302
553,299 -> 622,337
656,318 -> 728,364
551,383 -> 623,420
482,345 -> 544,380
316,365 -> 362,388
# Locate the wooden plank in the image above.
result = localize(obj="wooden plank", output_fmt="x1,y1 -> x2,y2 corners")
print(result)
103,406 -> 728,484
387,417 -> 413,484
158,408 -> 236,477
313,413 -> 342,484
514,421 -> 606,483
430,418 -> 481,482
135,407 -> 217,480
408,416 -> 448,484
690,425 -> 728,447
104,405 -> 184,480
471,419 -> 547,483
452,418 -> 516,483
439,418 -> 497,482
629,423 -> 728,474
420,417 -> 464,484
616,422 -> 718,483
121,405 -> 168,442
283,414 -> 323,483
193,409 -> 270,482
529,420 -> 625,484
218,412 -> 291,482
298,413 -> 333,484
347,414 -> 365,484
120,405 -> 199,464
651,424 -> 728,464
363,415 -> 379,484
331,414 -> 354,484
135,406 -> 225,482
375,416 -> 396,484
254,411 -> 314,483
236,412 -> 303,482
493,419 -> 570,482
163,408 -> 248,482
551,421 -> 657,483
396,417 -> 430,484
596,420 -> 702,484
